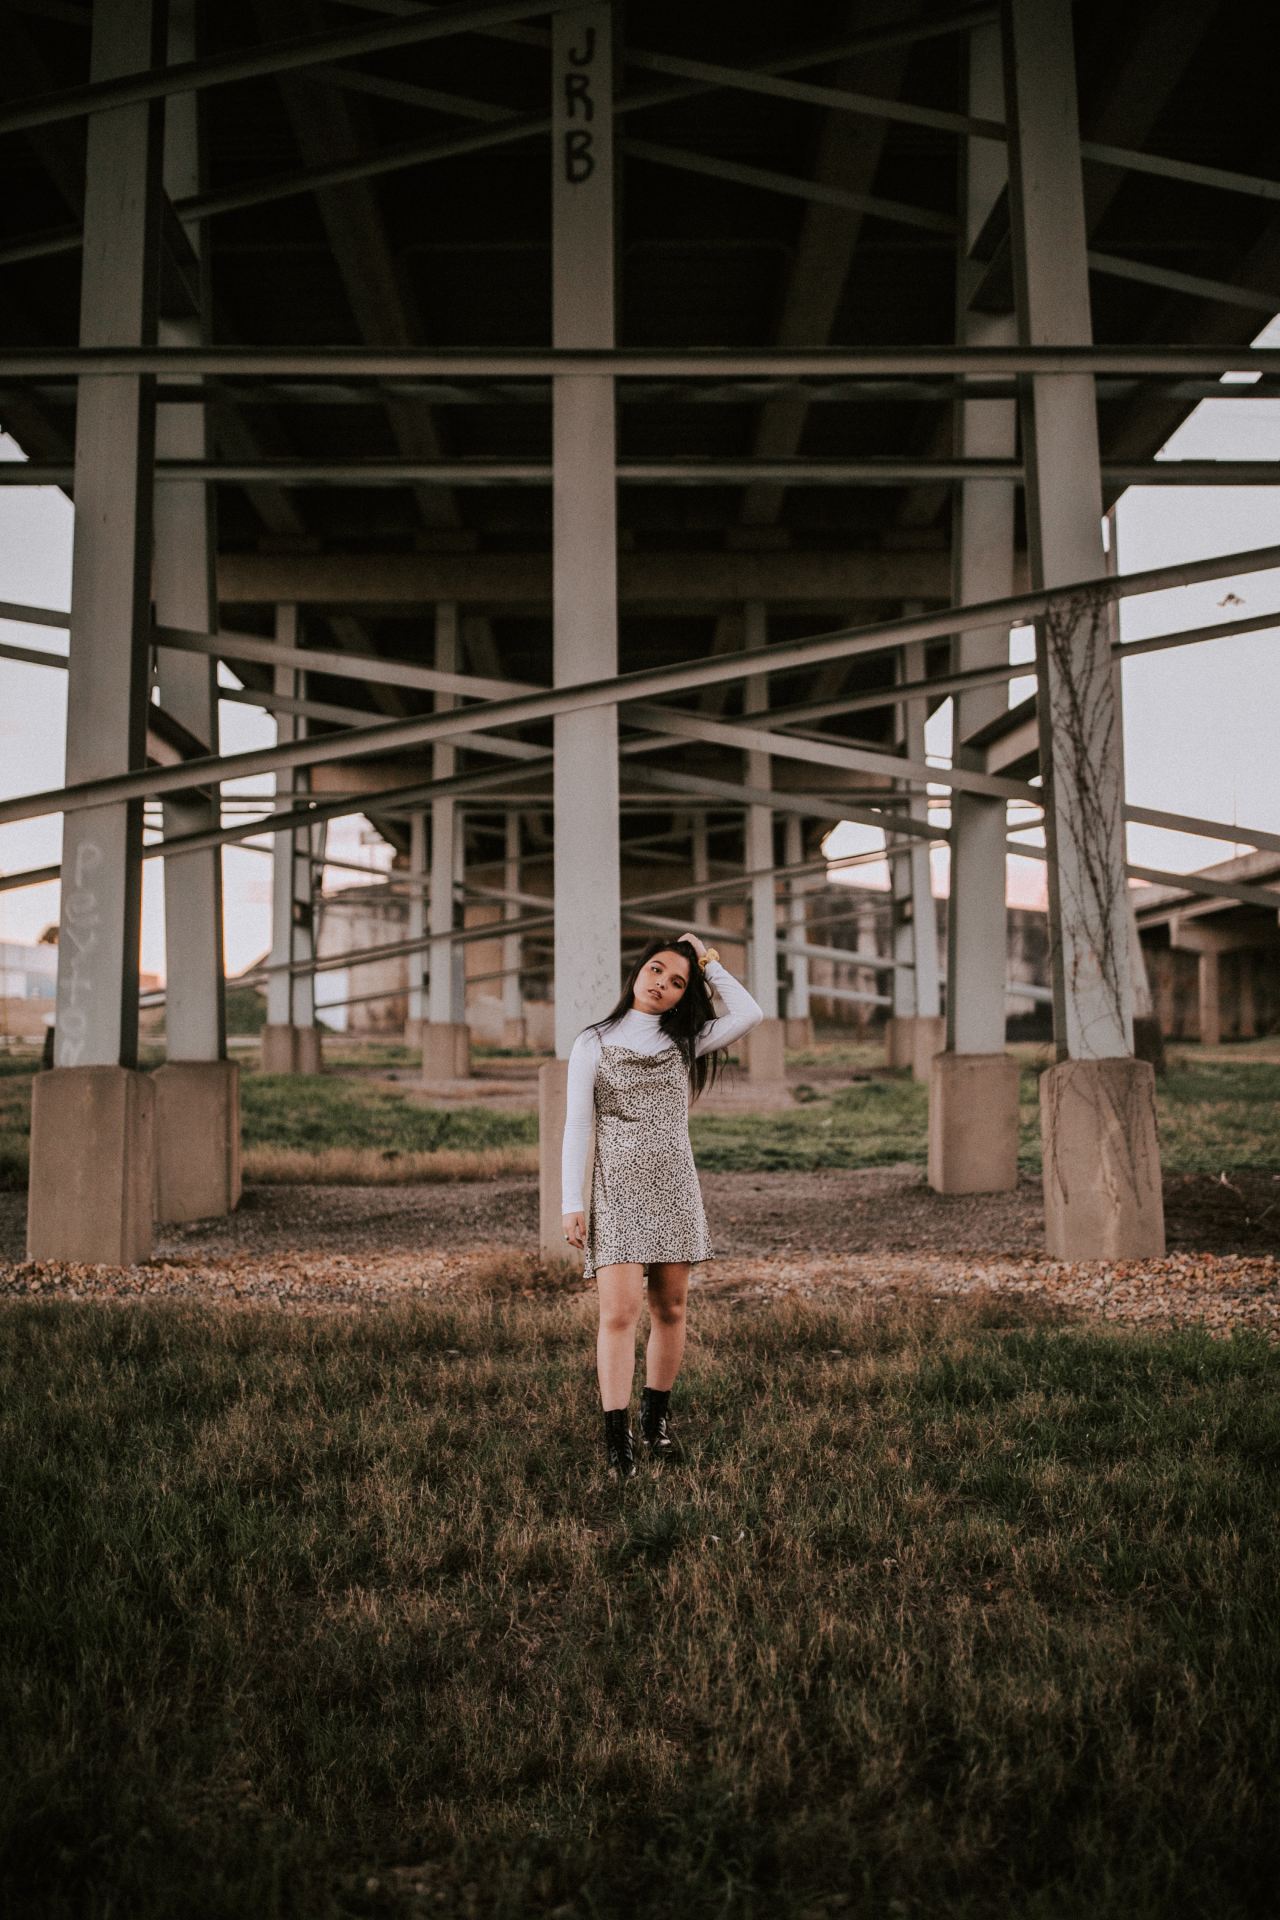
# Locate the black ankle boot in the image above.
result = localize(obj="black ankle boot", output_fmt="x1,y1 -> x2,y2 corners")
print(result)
603,1408 -> 636,1480
640,1386 -> 677,1460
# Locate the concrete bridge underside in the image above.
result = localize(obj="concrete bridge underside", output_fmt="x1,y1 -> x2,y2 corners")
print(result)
1,0 -> 1278,1264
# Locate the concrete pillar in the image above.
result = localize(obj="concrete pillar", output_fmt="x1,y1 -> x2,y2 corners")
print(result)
28,0 -> 163,1265
420,603 -> 469,1075
405,809 -> 427,1042
887,631 -> 942,1082
262,603 -> 320,1074
930,20 -> 1021,1193
1004,0 -> 1163,1255
692,812 -> 711,927
153,1059 -> 241,1222
1197,950 -> 1221,1047
1238,956 -> 1257,1040
783,816 -> 814,1048
543,4 -> 621,1228
152,3 -> 240,1223
742,605 -> 785,1082
501,811 -> 526,1046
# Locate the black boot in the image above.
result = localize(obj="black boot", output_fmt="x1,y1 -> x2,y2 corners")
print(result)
640,1386 -> 677,1461
603,1408 -> 636,1481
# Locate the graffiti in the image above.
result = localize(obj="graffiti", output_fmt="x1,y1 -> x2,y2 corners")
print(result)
561,20 -> 599,184
57,838 -> 103,1066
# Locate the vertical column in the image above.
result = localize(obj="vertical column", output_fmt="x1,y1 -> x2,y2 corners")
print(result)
692,812 -> 711,926
783,815 -> 813,1048
152,0 -> 240,1222
742,603 -> 785,1082
887,635 -> 944,1082
422,601 -> 469,1080
929,16 -> 1021,1191
262,605 -> 321,1074
28,0 -> 165,1265
406,810 -> 427,1043
542,4 -> 621,1251
501,812 -> 526,1047
1003,0 -> 1163,1256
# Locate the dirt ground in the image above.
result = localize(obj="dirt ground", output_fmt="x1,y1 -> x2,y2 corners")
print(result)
2,1164 -> 1277,1265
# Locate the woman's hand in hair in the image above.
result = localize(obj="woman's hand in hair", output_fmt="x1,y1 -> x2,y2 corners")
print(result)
562,1211 -> 586,1250
676,931 -> 707,958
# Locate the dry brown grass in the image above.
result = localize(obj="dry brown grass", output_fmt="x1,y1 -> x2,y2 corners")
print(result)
242,1143 -> 539,1184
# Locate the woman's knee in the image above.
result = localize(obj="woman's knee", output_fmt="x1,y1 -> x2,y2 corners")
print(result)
648,1289 -> 687,1328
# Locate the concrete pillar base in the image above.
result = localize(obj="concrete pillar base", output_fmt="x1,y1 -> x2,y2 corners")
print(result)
154,1060 -> 242,1224
261,1024 -> 322,1074
886,1014 -> 946,1082
928,1051 -> 1020,1194
1040,1057 -> 1165,1261
745,1017 -> 787,1083
784,1016 -> 814,1050
28,1065 -> 155,1266
502,1016 -> 529,1050
538,1058 -> 581,1262
405,1016 -> 423,1049
421,1021 -> 470,1081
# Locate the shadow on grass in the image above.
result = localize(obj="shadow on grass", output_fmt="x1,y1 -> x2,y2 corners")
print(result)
2,1288 -> 1277,1919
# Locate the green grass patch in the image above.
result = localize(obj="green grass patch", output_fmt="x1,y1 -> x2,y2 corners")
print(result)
1,1292 -> 1277,1919
241,1074 -> 536,1156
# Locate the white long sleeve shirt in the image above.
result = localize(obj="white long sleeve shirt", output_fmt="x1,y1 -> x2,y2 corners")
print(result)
560,958 -> 764,1214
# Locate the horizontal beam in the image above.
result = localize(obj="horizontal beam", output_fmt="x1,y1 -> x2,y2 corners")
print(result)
6,540 -> 1279,826
627,704 -> 1036,803
1,347 -> 1277,378
1125,804 -> 1280,857
7,456 -> 1277,487
0,0 -> 566,136
1010,841 -> 1280,913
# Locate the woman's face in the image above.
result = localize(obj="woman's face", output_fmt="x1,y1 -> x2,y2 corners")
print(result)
632,949 -> 690,1014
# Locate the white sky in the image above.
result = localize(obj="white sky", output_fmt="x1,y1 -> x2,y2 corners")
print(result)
2,325 -> 1278,978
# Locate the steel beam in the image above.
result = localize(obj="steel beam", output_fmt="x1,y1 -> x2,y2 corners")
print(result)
551,4 -> 620,1057
742,607 -> 779,1019
0,0 -> 571,137
155,6 -> 225,1065
1005,0 -> 1131,1061
7,541 -> 1280,826
947,18 -> 1017,1058
427,603 -> 460,1025
51,0 -> 163,1071
3,346 -> 1278,378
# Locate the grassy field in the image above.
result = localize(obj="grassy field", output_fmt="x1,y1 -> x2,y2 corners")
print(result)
2,1288 -> 1277,1918
0,1045 -> 1277,1190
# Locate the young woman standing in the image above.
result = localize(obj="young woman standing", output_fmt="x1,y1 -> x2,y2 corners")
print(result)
560,931 -> 764,1479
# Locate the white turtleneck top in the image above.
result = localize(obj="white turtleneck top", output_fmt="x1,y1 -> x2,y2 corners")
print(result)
560,958 -> 763,1214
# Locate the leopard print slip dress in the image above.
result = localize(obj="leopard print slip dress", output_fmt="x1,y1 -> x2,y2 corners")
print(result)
582,1043 -> 715,1281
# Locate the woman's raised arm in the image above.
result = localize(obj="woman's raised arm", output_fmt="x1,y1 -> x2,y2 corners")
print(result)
694,958 -> 764,1058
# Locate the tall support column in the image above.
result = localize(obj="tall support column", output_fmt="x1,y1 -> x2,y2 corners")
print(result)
692,813 -> 711,926
423,601 -> 469,1080
28,0 -> 164,1265
742,603 -> 785,1082
930,17 -> 1021,1192
886,635 -> 943,1082
542,4 -> 621,1252
783,815 -> 814,1049
262,604 -> 321,1074
152,0 -> 239,1222
406,809 -> 427,1042
1003,0 -> 1163,1256
501,812 -> 526,1047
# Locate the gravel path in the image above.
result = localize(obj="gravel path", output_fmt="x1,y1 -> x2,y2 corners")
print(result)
1,1167 -> 1276,1336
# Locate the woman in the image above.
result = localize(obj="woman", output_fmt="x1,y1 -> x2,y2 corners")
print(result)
561,932 -> 764,1480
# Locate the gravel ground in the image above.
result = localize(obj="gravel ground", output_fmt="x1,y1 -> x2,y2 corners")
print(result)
1,1167 -> 1276,1336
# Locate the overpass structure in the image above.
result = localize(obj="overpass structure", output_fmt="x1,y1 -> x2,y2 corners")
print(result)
1,0 -> 1277,1264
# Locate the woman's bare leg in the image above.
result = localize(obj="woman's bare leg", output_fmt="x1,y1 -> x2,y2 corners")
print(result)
645,1262 -> 690,1391
596,1263 -> 646,1409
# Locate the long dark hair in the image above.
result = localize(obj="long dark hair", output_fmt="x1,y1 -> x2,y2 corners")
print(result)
587,937 -> 726,1101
